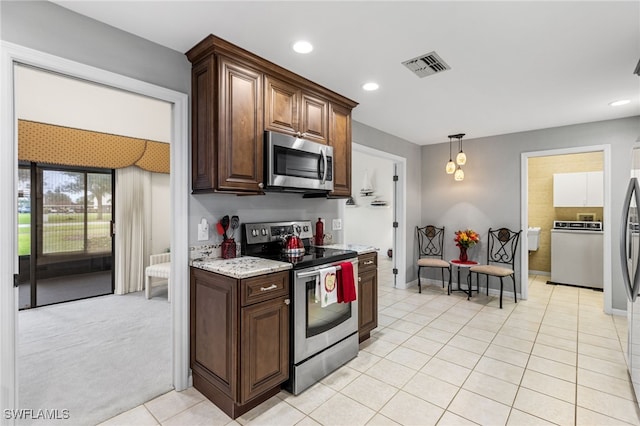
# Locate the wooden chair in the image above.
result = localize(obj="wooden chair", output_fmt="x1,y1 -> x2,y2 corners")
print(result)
470,228 -> 521,308
416,225 -> 451,294
145,253 -> 171,301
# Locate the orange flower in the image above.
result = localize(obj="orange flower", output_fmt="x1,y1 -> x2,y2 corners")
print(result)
454,229 -> 480,248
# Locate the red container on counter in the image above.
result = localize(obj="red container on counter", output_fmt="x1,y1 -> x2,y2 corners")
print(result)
221,239 -> 236,259
315,218 -> 324,246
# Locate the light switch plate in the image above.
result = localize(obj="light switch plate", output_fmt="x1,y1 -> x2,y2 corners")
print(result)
332,219 -> 342,231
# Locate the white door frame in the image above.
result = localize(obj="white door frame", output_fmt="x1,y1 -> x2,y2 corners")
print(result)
344,143 -> 408,288
0,41 -> 190,421
520,144 -> 612,313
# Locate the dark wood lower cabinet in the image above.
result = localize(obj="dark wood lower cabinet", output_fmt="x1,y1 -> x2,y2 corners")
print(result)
190,267 -> 289,419
357,252 -> 378,342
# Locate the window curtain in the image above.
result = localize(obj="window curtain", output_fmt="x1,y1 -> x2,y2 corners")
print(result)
115,166 -> 152,294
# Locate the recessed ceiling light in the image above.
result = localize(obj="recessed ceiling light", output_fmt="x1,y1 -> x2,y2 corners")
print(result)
609,99 -> 630,107
362,82 -> 379,91
292,41 -> 313,54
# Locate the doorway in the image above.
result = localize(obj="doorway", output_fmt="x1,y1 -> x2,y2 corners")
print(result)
0,41 -> 190,418
343,143 -> 407,289
520,145 -> 612,313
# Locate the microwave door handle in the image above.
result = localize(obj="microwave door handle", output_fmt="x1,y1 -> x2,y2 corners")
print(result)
320,149 -> 328,184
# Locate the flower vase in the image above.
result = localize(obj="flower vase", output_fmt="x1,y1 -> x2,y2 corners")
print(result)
458,246 -> 468,262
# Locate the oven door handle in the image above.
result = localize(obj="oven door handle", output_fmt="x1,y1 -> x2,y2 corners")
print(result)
296,259 -> 357,279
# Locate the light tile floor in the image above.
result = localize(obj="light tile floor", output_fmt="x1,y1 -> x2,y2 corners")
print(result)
101,257 -> 640,425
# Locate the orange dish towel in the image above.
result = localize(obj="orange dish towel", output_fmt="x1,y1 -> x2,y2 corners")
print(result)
337,261 -> 357,303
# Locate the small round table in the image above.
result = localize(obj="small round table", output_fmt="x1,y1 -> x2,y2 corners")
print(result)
449,260 -> 479,299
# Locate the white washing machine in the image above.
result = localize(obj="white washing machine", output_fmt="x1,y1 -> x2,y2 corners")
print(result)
550,221 -> 603,289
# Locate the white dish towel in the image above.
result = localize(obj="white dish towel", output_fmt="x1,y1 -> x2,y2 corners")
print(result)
315,266 -> 338,307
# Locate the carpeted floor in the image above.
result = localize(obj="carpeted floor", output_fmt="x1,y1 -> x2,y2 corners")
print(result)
19,271 -> 113,309
18,290 -> 172,425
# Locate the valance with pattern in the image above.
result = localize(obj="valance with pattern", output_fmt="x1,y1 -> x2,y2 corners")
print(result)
18,119 -> 170,173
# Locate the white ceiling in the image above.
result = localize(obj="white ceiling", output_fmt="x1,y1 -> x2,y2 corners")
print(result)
52,1 -> 640,146
16,65 -> 172,142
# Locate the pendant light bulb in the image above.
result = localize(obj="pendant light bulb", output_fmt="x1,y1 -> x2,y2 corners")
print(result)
456,135 -> 466,166
445,136 -> 455,174
456,151 -> 467,166
446,160 -> 456,174
454,166 -> 464,181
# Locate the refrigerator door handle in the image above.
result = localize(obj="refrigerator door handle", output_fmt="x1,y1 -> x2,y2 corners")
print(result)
621,177 -> 640,302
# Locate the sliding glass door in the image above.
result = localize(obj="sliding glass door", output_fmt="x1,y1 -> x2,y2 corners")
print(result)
18,163 -> 114,309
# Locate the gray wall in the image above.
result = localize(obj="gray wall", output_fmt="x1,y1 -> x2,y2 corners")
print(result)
421,116 -> 640,310
353,121 -> 423,284
1,1 -> 424,285
1,1 -> 190,94
5,2 -> 638,307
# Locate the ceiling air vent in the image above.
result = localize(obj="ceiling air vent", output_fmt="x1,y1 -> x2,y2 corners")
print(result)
402,52 -> 450,78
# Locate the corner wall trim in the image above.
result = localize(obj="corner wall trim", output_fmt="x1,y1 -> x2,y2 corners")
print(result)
0,41 -> 190,424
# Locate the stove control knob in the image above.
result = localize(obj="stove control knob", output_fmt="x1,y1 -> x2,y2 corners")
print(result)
261,228 -> 268,236
303,225 -> 309,232
251,229 -> 258,237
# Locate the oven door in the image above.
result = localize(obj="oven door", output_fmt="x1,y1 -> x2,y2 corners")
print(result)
293,258 -> 358,364
265,131 -> 334,191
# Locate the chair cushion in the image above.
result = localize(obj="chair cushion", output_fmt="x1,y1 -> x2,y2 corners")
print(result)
146,262 -> 171,279
469,264 -> 513,277
417,258 -> 449,268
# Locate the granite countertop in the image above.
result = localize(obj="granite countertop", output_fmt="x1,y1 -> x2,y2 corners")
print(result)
317,243 -> 378,255
190,256 -> 292,279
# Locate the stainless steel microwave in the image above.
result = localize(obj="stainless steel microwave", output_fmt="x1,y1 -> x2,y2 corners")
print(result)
264,131 -> 334,192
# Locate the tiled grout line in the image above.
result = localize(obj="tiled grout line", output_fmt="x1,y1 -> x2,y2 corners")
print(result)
411,276 -> 577,425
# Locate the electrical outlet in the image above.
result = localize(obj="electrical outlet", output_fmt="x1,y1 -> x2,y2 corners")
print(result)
197,218 -> 209,241
332,219 -> 342,231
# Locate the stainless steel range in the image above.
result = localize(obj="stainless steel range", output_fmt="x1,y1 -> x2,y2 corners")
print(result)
242,221 -> 359,395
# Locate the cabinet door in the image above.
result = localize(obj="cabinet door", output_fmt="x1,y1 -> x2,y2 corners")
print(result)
190,268 -> 238,398
299,92 -> 328,144
191,56 -> 217,191
264,75 -> 298,136
328,103 -> 352,197
586,171 -> 604,207
553,172 -> 587,207
218,56 -> 264,192
240,296 -> 289,403
358,268 -> 378,341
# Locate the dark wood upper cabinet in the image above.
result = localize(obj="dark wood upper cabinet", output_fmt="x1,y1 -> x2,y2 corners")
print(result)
265,75 -> 328,145
329,103 -> 353,197
264,76 -> 298,136
187,34 -> 357,196
217,56 -> 264,192
191,56 -> 217,191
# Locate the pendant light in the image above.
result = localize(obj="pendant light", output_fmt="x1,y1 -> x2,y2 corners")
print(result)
455,133 -> 466,166
454,165 -> 465,181
445,135 -> 455,174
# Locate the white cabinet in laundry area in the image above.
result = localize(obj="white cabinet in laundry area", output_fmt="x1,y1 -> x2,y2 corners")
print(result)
553,171 -> 603,207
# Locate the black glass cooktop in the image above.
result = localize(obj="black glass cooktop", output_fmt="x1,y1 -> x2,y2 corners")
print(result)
254,246 -> 357,269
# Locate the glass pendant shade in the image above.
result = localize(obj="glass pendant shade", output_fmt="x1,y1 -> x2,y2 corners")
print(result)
454,166 -> 464,181
446,160 -> 455,174
456,151 -> 466,166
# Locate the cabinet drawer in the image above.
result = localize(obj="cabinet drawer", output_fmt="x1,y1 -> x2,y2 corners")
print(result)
241,271 -> 289,306
358,253 -> 377,272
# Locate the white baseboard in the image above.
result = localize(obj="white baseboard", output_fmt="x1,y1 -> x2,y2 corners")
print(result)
612,308 -> 627,317
529,270 -> 550,276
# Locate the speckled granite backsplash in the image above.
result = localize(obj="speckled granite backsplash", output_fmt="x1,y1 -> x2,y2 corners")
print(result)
190,243 -> 240,261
